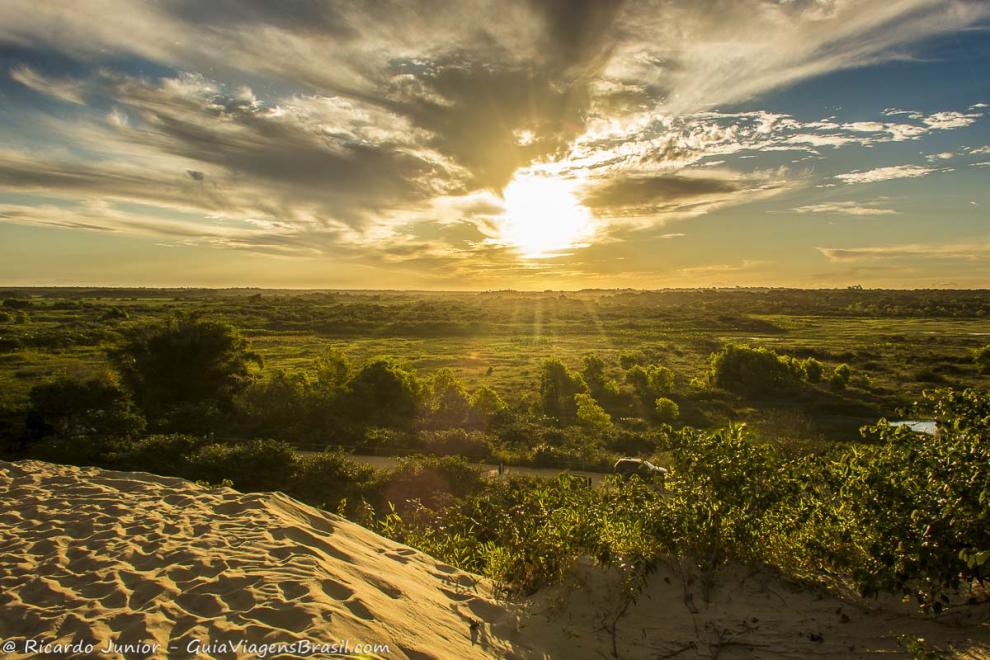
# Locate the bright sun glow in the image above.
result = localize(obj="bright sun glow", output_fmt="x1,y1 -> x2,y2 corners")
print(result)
498,175 -> 596,258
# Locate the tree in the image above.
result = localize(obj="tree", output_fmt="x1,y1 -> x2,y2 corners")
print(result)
654,397 -> 680,423
314,346 -> 351,396
830,363 -> 851,390
23,376 -> 145,446
974,345 -> 990,375
469,385 -> 508,427
539,358 -> 587,421
108,315 -> 260,425
575,393 -> 612,433
344,357 -> 422,427
626,364 -> 675,405
581,353 -> 620,401
802,358 -> 824,383
707,344 -> 805,395
428,368 -> 472,428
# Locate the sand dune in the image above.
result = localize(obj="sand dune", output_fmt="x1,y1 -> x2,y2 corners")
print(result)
2,459 -> 988,659
0,460 -> 534,659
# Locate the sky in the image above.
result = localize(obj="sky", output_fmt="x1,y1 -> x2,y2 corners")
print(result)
0,0 -> 988,289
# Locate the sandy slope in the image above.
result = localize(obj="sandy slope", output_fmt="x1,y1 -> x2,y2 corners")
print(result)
0,460 -> 534,659
2,459 -> 988,659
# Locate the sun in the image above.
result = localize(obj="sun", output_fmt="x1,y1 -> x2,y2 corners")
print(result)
498,174 -> 596,258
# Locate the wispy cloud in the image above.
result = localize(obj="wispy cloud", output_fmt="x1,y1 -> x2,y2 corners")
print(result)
818,242 -> 990,262
835,165 -> 940,184
792,201 -> 899,216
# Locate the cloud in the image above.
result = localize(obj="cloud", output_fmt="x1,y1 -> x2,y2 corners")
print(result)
0,0 -> 987,274
792,201 -> 899,216
9,64 -> 85,104
835,164 -> 938,184
818,242 -> 990,261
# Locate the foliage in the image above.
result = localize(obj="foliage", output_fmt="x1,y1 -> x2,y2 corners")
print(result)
343,357 -> 422,427
974,345 -> 990,374
108,314 -> 261,426
802,357 -> 824,382
654,397 -> 680,422
626,364 -> 675,406
830,363 -> 851,390
314,347 -> 351,395
538,358 -> 587,421
708,344 -> 806,395
23,376 -> 145,447
185,439 -> 297,492
469,385 -> 509,427
581,353 -> 620,401
575,392 -> 612,432
426,368 -> 473,428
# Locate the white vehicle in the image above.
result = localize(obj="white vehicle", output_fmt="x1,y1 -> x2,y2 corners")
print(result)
613,457 -> 668,480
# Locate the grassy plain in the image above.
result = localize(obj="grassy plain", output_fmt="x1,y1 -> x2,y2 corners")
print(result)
2,287 -> 988,452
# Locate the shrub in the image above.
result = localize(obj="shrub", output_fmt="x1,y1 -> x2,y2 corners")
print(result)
108,315 -> 261,426
830,363 -> 851,390
418,428 -> 492,459
314,347 -> 351,395
538,358 -> 587,421
707,344 -> 805,395
974,345 -> 990,374
236,370 -> 313,439
23,376 -> 146,446
344,357 -> 422,427
186,439 -> 297,491
290,449 -> 381,512
109,433 -> 209,474
575,393 -> 612,432
469,385 -> 509,427
581,353 -> 620,400
626,364 -> 675,405
382,455 -> 485,512
654,397 -> 680,422
426,368 -> 472,428
802,357 -> 824,383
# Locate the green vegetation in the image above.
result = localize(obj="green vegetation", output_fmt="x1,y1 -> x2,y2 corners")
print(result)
1,287 -> 989,612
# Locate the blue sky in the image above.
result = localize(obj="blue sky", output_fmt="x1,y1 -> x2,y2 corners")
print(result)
0,0 -> 988,288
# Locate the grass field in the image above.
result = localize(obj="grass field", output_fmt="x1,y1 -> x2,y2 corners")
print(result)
2,287 -> 988,451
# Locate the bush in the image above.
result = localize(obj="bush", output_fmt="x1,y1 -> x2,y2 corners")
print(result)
185,439 -> 297,491
830,363 -> 851,390
626,364 -> 675,406
802,357 -> 824,383
343,357 -> 422,427
418,428 -> 492,459
236,370 -> 313,439
426,368 -> 472,428
575,393 -> 612,432
538,358 -> 587,421
108,315 -> 261,426
654,397 -> 680,422
708,344 -> 805,395
469,385 -> 509,427
109,433 -> 209,474
23,376 -> 146,446
382,455 -> 485,512
974,345 -> 990,374
290,449 -> 381,512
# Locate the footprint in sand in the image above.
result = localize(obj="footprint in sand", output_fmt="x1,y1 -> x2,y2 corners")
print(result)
342,597 -> 376,621
320,579 -> 355,601
243,605 -> 314,632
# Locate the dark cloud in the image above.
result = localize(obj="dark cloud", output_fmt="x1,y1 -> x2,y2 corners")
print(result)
582,175 -> 740,210
165,0 -> 358,39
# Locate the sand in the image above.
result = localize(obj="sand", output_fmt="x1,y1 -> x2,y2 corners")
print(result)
0,460 -> 534,659
2,459 -> 988,659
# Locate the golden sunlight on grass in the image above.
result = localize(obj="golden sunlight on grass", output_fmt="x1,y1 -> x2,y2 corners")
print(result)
498,174 -> 596,258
